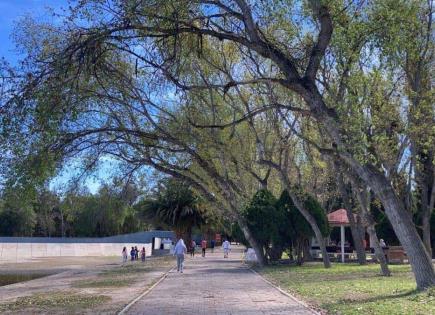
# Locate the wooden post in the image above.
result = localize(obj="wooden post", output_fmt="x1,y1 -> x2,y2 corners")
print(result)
341,225 -> 345,263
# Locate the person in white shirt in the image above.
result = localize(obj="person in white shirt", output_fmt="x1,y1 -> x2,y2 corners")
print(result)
173,238 -> 187,272
122,247 -> 128,264
222,239 -> 231,258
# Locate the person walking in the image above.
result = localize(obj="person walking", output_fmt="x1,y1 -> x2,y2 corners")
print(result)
130,247 -> 135,261
173,238 -> 187,273
201,238 -> 207,257
141,247 -> 146,262
122,247 -> 128,264
210,239 -> 215,253
135,246 -> 139,260
222,239 -> 231,258
190,240 -> 196,258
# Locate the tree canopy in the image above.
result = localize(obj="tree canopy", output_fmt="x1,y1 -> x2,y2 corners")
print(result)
0,0 -> 434,289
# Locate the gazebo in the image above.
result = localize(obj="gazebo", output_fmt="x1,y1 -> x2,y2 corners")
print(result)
327,209 -> 353,263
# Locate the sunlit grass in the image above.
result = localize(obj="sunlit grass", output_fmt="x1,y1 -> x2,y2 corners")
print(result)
260,263 -> 435,315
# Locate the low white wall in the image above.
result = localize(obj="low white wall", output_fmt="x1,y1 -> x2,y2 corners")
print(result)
0,242 -> 152,261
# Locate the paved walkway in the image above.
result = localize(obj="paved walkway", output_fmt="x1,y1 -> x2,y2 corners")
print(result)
126,246 -> 315,315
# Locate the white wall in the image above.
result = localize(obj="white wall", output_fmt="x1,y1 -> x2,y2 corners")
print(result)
0,242 -> 152,261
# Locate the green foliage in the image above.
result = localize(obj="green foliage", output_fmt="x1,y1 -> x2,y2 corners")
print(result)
0,181 -> 146,237
243,189 -> 279,250
0,185 -> 36,236
239,189 -> 328,263
276,190 -> 329,239
136,178 -> 209,237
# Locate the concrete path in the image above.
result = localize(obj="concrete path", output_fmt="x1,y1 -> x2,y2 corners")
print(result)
126,246 -> 315,315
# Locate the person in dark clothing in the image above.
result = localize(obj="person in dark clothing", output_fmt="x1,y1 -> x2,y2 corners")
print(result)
201,239 -> 207,257
130,247 -> 135,261
141,247 -> 146,262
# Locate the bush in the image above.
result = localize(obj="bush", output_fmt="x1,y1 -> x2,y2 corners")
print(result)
237,189 -> 329,264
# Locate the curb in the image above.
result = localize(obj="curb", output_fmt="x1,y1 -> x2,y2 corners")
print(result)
249,268 -> 321,315
117,267 -> 175,315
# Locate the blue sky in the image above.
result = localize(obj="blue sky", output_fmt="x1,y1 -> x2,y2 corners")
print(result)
1,1 -> 112,194
0,0 -> 67,64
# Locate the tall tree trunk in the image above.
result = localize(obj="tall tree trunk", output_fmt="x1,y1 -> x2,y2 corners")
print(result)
348,163 -> 434,289
366,223 -> 391,276
428,178 -> 435,256
353,184 -> 391,276
184,225 -> 193,252
279,172 -> 331,268
236,214 -> 266,266
421,171 -> 435,257
303,238 -> 313,261
335,162 -> 367,265
422,208 -> 432,256
296,238 -> 304,266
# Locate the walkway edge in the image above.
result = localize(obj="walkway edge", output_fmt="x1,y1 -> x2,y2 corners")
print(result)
118,267 -> 175,315
249,268 -> 321,315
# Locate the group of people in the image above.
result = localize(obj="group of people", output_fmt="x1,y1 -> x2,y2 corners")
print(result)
174,238 -> 231,273
189,239 -> 217,257
122,246 -> 146,263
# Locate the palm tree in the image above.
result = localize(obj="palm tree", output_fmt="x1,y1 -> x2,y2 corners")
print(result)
138,178 -> 207,245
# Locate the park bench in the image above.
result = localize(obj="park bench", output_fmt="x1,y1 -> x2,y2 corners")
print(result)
386,246 -> 406,263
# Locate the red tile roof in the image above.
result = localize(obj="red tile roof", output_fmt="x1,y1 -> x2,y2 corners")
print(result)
327,208 -> 351,226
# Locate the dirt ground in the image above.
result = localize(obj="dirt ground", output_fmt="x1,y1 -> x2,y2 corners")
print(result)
0,256 -> 174,314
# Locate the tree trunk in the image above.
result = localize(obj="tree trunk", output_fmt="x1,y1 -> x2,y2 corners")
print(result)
286,189 -> 331,268
236,215 -> 266,266
422,209 -> 432,257
303,238 -> 313,261
421,173 -> 435,257
353,184 -> 391,276
335,163 -> 367,265
296,238 -> 304,266
428,177 -> 435,257
352,166 -> 434,289
184,225 -> 193,253
366,223 -> 391,276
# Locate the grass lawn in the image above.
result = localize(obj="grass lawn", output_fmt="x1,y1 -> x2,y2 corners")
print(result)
260,263 -> 435,315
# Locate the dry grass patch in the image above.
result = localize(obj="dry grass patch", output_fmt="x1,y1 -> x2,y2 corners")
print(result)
72,256 -> 174,289
0,291 -> 110,313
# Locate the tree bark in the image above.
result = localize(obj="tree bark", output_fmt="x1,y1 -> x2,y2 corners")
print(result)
422,208 -> 432,256
236,214 -> 266,266
334,162 -> 367,265
366,223 -> 391,276
303,238 -> 313,261
279,170 -> 331,268
348,163 -> 434,289
416,170 -> 435,257
353,184 -> 391,276
287,190 -> 331,268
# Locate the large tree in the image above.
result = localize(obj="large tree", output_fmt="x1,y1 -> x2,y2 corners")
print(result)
137,178 -> 208,243
2,0 -> 434,288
